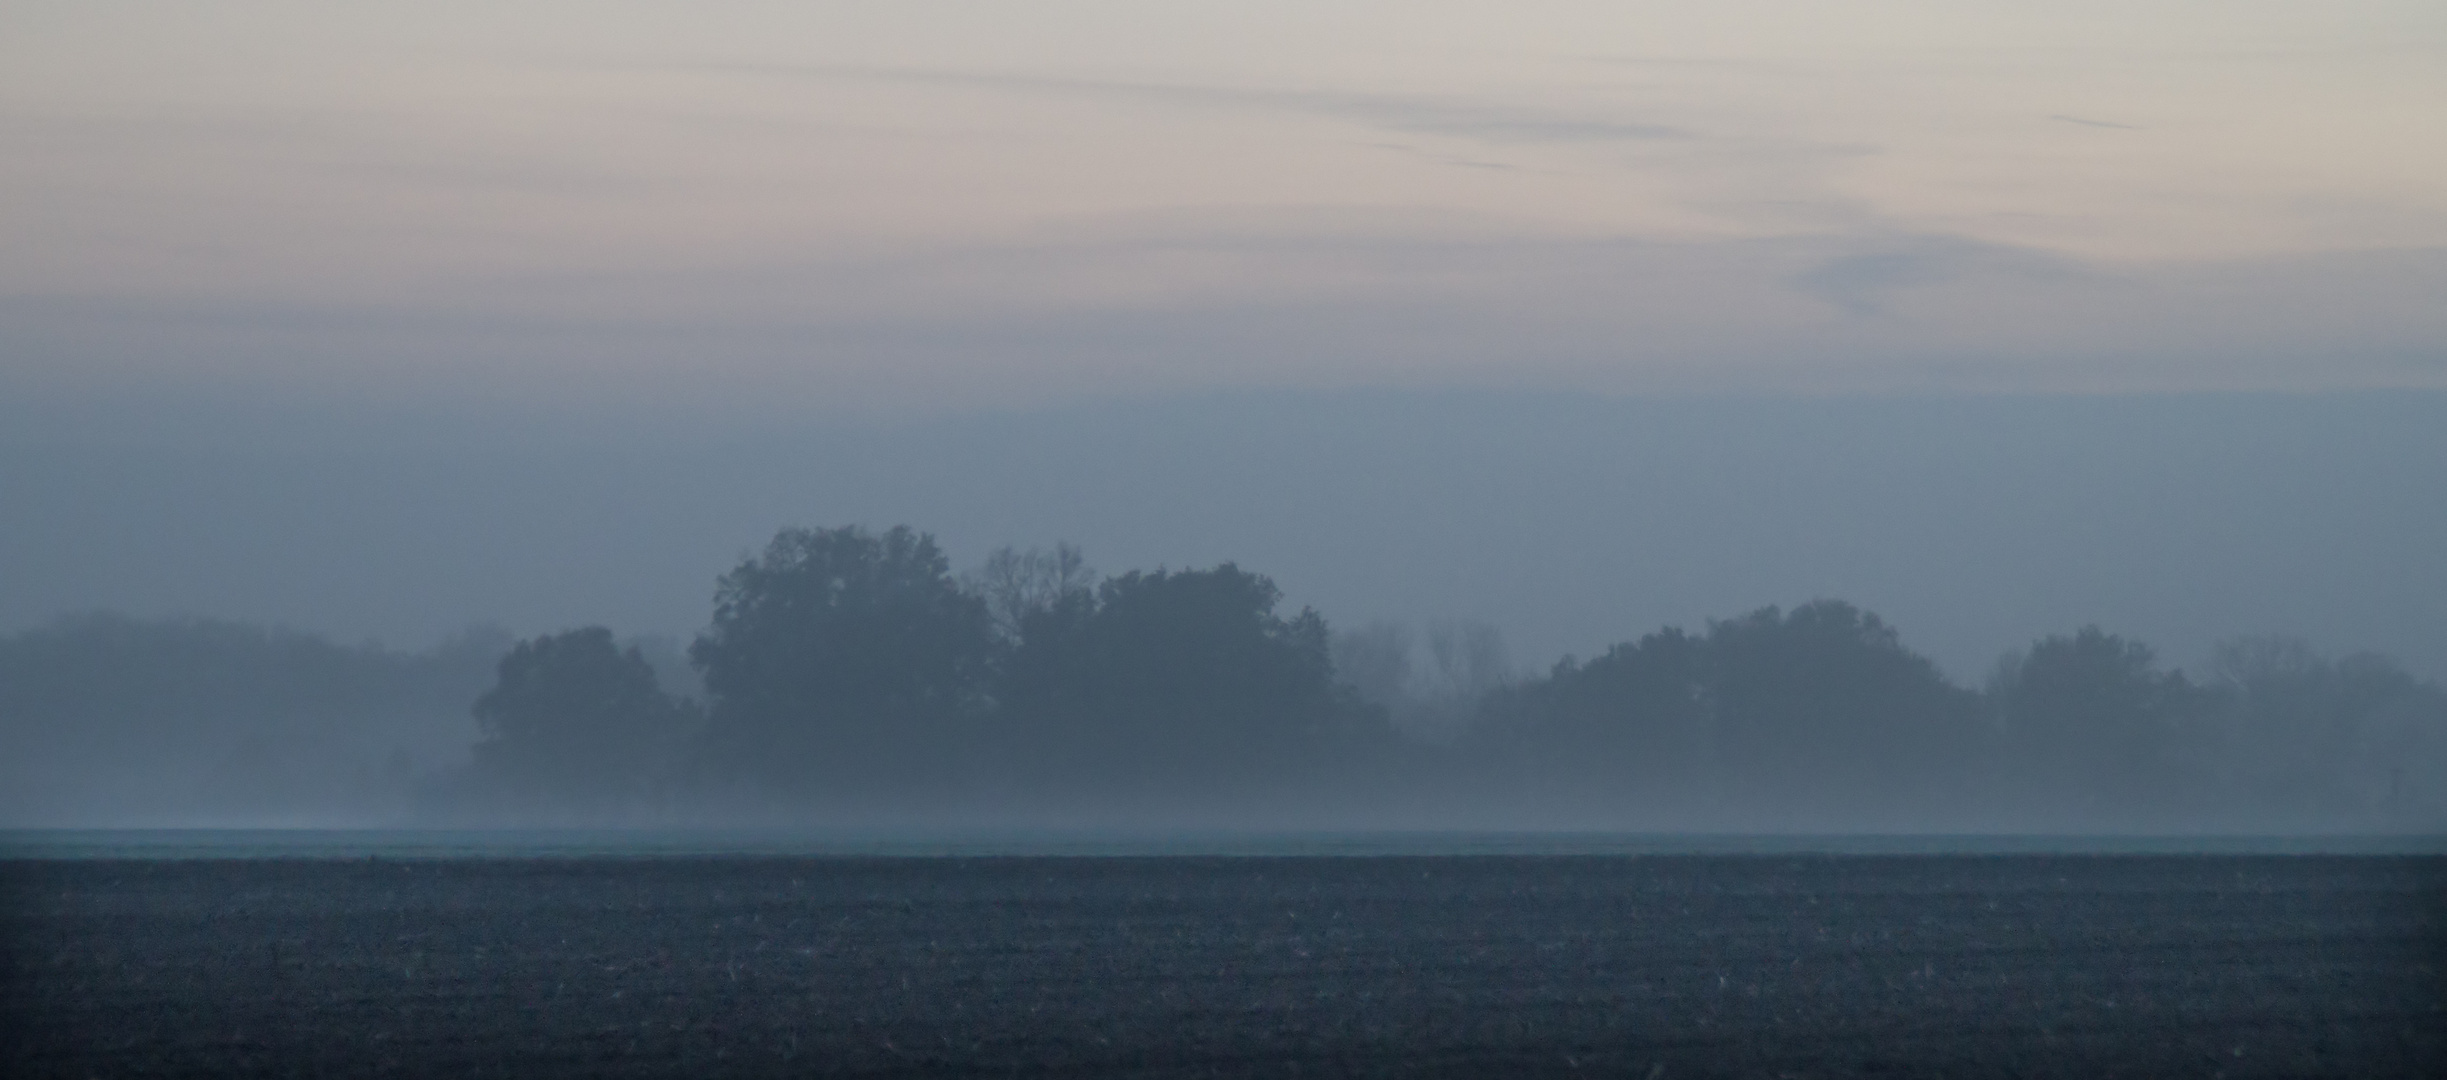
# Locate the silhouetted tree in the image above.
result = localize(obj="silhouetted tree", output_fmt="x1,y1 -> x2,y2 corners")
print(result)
2205,638 -> 2447,829
1699,601 -> 1980,823
997,564 -> 1379,801
1990,626 -> 2210,824
470,627 -> 690,814
690,525 -> 995,801
964,543 -> 1095,643
1466,627 -> 1712,815
1463,602 -> 1978,827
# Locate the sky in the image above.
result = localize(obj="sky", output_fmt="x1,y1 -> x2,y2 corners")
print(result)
3,3 -> 2444,680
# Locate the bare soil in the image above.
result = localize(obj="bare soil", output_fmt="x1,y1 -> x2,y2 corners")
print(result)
4,854 -> 2441,1077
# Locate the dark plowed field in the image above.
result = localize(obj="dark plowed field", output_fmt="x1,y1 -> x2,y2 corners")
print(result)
4,855 -> 2441,1077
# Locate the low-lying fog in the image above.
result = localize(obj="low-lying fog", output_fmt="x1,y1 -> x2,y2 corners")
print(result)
5,549 -> 2443,835
4,392 -> 2442,834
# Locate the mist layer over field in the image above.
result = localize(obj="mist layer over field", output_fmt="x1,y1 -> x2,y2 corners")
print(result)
5,444 -> 2442,835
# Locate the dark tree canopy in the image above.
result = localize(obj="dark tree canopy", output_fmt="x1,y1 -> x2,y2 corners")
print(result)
471,627 -> 686,811
996,564 -> 1368,794
1473,627 -> 1709,797
1470,601 -> 1976,825
1699,601 -> 1979,817
1990,626 -> 2209,820
690,525 -> 995,796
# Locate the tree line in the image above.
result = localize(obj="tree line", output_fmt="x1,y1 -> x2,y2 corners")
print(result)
4,523 -> 2442,830
1452,607 -> 2445,831
0,614 -> 510,824
454,524 -> 2446,830
465,526 -> 1380,823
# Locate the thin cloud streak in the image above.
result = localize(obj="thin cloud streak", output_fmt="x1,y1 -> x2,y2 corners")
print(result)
2049,114 -> 2143,130
674,61 -> 1696,144
9,227 -> 2443,417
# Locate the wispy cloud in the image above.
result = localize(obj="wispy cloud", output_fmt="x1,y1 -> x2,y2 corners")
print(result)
685,63 -> 1693,146
1787,235 -> 2095,316
2048,114 -> 2142,130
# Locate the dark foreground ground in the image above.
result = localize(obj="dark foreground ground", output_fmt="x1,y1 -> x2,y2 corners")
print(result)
3,855 -> 2441,1078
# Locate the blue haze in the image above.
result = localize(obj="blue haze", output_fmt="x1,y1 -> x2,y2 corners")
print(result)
2,389 -> 2441,682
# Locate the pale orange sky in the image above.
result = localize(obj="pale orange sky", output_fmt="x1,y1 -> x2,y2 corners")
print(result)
5,1 -> 2445,409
